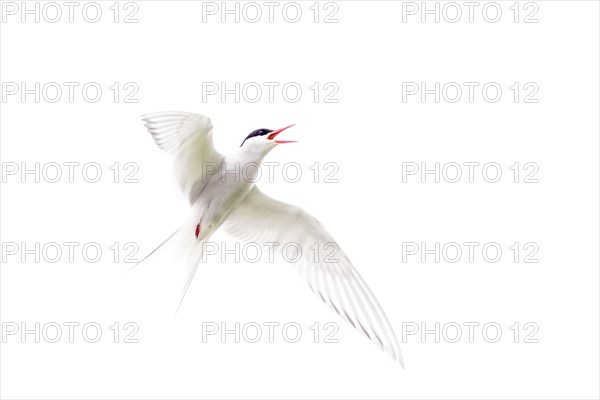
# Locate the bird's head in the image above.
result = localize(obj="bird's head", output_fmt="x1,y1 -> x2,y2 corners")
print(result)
239,125 -> 297,155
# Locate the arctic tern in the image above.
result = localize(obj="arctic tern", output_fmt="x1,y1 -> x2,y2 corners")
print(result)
138,111 -> 404,366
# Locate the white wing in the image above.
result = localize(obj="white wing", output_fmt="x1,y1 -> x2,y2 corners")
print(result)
223,186 -> 404,365
142,112 -> 222,203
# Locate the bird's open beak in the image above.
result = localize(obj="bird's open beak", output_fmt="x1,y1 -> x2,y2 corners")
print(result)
268,124 -> 297,144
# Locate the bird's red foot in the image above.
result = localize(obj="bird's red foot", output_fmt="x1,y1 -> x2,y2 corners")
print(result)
195,223 -> 201,239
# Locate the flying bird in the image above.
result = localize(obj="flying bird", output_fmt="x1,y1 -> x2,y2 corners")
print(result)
137,112 -> 404,366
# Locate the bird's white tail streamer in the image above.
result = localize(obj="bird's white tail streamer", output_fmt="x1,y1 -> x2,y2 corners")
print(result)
129,222 -> 213,316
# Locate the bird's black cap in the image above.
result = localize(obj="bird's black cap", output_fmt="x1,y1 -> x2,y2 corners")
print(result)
240,128 -> 273,147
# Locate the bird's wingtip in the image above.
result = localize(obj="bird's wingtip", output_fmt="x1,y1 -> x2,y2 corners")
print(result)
394,350 -> 405,369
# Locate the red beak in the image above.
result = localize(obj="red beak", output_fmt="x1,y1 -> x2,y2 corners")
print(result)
267,124 -> 297,144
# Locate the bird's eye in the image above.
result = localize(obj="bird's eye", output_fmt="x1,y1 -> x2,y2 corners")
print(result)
258,130 -> 264,135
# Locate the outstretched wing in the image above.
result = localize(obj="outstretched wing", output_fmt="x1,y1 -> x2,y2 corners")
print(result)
222,186 -> 404,365
142,112 -> 222,203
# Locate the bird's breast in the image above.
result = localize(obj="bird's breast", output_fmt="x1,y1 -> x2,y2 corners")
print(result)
192,163 -> 255,230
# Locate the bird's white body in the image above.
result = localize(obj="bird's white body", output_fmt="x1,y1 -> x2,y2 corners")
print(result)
139,112 -> 404,366
191,139 -> 277,240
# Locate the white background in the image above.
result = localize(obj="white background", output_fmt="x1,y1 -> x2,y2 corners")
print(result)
1,1 -> 599,399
